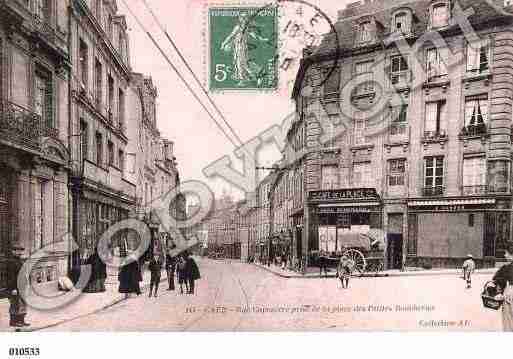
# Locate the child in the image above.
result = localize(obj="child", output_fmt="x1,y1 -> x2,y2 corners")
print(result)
337,255 -> 354,289
148,255 -> 162,297
462,254 -> 475,289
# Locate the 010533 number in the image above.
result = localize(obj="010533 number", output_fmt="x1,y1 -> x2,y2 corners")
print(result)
9,347 -> 40,357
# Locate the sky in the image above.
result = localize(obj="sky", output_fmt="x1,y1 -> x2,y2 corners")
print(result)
117,0 -> 349,201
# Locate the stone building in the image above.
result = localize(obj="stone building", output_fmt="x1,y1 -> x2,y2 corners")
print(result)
1,0 -> 72,290
288,0 -> 513,269
68,0 -> 136,281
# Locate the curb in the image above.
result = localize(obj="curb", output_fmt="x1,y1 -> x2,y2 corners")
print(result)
252,264 -> 496,279
15,275 -> 168,332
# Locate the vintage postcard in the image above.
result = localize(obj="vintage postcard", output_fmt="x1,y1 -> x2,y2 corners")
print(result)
2,0 -> 513,353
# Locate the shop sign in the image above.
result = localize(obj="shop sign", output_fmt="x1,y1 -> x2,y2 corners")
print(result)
409,204 -> 493,212
317,206 -> 375,214
308,188 -> 380,203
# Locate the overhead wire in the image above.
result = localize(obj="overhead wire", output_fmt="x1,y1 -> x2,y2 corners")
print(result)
119,0 -> 242,150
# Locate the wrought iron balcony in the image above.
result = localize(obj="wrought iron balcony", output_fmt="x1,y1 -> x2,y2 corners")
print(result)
0,101 -> 41,150
41,125 -> 59,139
422,186 -> 444,196
33,15 -> 56,45
462,185 -> 487,196
422,130 -> 447,142
459,123 -> 487,138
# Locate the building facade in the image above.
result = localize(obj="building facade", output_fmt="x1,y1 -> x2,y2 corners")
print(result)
68,0 -> 136,282
1,0 -> 72,290
288,0 -> 513,269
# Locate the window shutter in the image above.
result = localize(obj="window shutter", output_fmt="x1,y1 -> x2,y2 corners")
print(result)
44,75 -> 53,128
467,42 -> 479,71
425,102 -> 437,132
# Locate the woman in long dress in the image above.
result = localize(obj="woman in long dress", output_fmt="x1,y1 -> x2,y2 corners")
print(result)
492,243 -> 513,331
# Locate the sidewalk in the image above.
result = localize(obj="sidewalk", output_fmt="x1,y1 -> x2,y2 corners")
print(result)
252,262 -> 497,279
0,269 -> 167,332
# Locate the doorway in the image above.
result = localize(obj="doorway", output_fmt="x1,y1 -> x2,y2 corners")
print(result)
387,233 -> 403,270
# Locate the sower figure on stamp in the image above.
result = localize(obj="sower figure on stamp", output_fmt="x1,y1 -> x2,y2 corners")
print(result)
492,243 -> 513,331
462,254 -> 475,289
148,254 -> 163,298
165,251 -> 177,291
7,246 -> 29,328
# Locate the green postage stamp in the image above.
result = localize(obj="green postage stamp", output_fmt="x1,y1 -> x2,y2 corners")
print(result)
208,6 -> 278,91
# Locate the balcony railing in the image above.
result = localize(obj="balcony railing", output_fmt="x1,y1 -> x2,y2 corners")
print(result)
459,123 -> 487,138
41,125 -> 59,139
0,101 -> 41,150
462,185 -> 487,196
422,186 -> 444,196
423,130 -> 447,142
390,122 -> 408,137
33,14 -> 56,45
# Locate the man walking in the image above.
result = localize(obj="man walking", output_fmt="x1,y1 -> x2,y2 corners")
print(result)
148,254 -> 163,297
462,254 -> 476,289
7,246 -> 29,328
165,251 -> 177,291
184,251 -> 201,295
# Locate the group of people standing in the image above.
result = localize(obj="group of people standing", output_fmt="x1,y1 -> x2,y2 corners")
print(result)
118,250 -> 201,298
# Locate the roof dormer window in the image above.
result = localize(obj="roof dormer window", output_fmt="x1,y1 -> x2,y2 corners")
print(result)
357,21 -> 372,44
392,11 -> 411,34
431,2 -> 449,28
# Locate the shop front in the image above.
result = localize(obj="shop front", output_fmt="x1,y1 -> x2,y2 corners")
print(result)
406,198 -> 508,268
306,188 -> 383,267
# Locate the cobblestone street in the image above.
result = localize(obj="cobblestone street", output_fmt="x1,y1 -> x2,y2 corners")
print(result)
41,258 -> 503,331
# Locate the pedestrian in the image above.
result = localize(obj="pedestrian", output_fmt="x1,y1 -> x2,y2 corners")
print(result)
184,251 -> 201,294
462,254 -> 475,289
165,252 -> 177,291
319,251 -> 328,278
83,246 -> 107,293
118,257 -> 142,299
492,242 -> 513,331
177,255 -> 188,294
337,255 -> 354,289
148,254 -> 163,297
6,246 -> 29,328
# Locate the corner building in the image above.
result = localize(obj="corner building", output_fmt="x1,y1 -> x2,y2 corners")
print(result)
292,0 -> 513,269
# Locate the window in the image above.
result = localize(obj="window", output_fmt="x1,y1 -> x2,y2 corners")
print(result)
390,105 -> 408,137
388,159 -> 406,186
34,67 -> 53,128
463,157 -> 486,194
353,162 -> 373,187
424,156 -> 444,195
424,101 -> 446,138
107,141 -> 114,166
432,3 -> 449,28
464,95 -> 488,135
357,21 -> 372,44
355,60 -> 374,94
467,40 -> 490,73
321,165 -> 338,190
118,88 -> 125,129
488,161 -> 509,193
353,111 -> 369,145
426,48 -> 447,81
79,39 -> 88,89
119,149 -> 125,174
393,12 -> 410,33
80,119 -> 88,161
108,75 -> 114,121
94,59 -> 102,107
390,55 -> 409,85
468,213 -> 474,227
96,132 -> 103,166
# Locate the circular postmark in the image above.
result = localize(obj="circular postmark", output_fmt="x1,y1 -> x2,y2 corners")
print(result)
244,0 -> 341,96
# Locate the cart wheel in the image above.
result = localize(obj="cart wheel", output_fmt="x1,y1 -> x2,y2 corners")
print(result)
345,249 -> 366,274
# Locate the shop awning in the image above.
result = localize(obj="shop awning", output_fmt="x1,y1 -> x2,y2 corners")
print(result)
408,198 -> 495,206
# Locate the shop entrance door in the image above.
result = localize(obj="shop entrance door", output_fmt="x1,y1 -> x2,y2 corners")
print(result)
296,227 -> 302,263
387,234 -> 403,270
